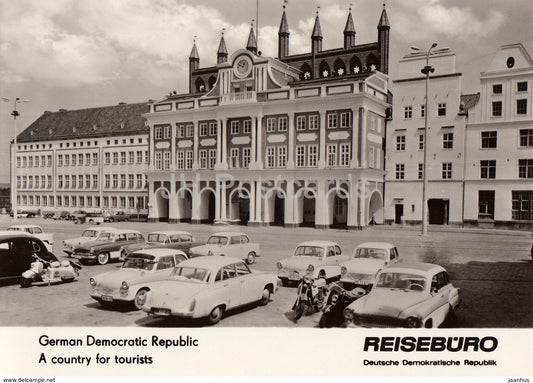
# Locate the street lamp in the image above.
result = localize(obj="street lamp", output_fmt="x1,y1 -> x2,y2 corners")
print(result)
410,43 -> 440,235
2,97 -> 29,221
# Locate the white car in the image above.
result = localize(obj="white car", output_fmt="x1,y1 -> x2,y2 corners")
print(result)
138,256 -> 278,325
89,248 -> 189,309
276,240 -> 349,285
6,225 -> 54,252
190,232 -> 260,264
339,242 -> 399,290
63,226 -> 117,256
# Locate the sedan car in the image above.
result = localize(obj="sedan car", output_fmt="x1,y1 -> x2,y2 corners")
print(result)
89,248 -> 189,309
0,231 -> 58,286
121,231 -> 198,258
137,256 -> 277,324
6,225 -> 54,252
190,232 -> 260,264
276,241 -> 349,286
343,262 -> 461,328
62,226 -> 117,256
339,242 -> 399,290
72,229 -> 145,265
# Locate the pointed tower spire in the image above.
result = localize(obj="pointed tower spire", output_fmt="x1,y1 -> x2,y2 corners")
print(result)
189,37 -> 199,93
278,1 -> 290,59
217,29 -> 228,64
343,4 -> 356,48
377,2 -> 390,74
246,20 -> 258,54
311,7 -> 323,53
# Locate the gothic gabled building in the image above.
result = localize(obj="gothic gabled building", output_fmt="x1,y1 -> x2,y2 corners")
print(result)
145,5 -> 391,229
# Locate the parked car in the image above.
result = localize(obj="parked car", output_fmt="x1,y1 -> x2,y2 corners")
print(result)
276,241 -> 349,286
89,248 -> 189,309
52,210 -> 70,220
6,225 -> 54,252
0,231 -> 58,286
72,229 -> 145,265
343,261 -> 461,328
104,211 -> 131,222
339,242 -> 399,290
138,256 -> 278,324
69,210 -> 87,223
62,226 -> 117,256
83,212 -> 105,225
121,231 -> 199,258
190,232 -> 260,264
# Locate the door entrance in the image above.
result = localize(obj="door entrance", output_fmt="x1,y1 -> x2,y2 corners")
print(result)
428,199 -> 449,225
395,204 -> 404,224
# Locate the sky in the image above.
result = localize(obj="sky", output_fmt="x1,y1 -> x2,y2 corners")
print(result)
0,0 -> 532,183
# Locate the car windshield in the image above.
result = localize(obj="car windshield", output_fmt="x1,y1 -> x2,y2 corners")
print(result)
148,234 -> 167,243
354,248 -> 387,260
122,257 -> 156,271
207,236 -> 228,245
81,230 -> 98,238
97,232 -> 114,240
375,272 -> 428,291
170,266 -> 208,282
294,246 -> 325,257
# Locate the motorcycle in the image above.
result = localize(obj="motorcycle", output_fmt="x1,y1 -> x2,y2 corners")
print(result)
319,282 -> 367,328
21,254 -> 82,288
291,275 -> 328,321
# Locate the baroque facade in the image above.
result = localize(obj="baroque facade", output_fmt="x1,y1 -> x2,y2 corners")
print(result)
145,6 -> 391,229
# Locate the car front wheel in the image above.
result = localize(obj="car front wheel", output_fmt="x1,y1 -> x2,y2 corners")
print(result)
134,289 -> 149,310
259,287 -> 271,306
246,252 -> 256,265
207,306 -> 224,325
97,252 -> 110,265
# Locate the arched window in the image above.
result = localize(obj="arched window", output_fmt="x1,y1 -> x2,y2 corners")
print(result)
319,60 -> 330,78
365,54 -> 378,72
195,77 -> 206,93
300,62 -> 313,80
333,58 -> 346,76
350,55 -> 363,74
208,75 -> 217,91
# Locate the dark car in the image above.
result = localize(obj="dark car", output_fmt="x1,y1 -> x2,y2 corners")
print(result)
52,210 -> 70,220
0,232 -> 58,286
72,229 -> 145,265
104,211 -> 130,222
69,210 -> 87,223
120,230 -> 201,258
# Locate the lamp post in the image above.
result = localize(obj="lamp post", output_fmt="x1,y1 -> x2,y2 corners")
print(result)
410,43 -> 438,235
2,97 -> 29,221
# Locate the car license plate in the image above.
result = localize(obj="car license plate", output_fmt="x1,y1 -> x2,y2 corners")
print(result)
152,308 -> 170,316
355,280 -> 369,285
101,295 -> 113,302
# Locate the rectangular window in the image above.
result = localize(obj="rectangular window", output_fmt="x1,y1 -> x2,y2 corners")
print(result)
230,148 -> 239,168
419,134 -> 425,150
113,152 -> 118,165
186,125 -> 194,138
185,150 -> 193,169
199,123 -> 208,137
71,176 -> 77,189
327,144 -> 337,167
340,112 -> 351,128
35,156 -> 39,167
64,175 -> 70,189
242,147 -> 251,168
516,99 -> 527,115
492,84 -> 502,94
396,135 -> 406,151
443,132 -> 454,149
71,154 -> 76,166
47,155 -> 52,166
78,196 -> 84,208
120,197 -> 125,208
137,197 -> 144,210
47,176 -> 52,189
231,121 -> 239,134
128,174 -> 134,189
199,149 -> 208,169
340,144 -> 350,166
209,149 -> 217,169
479,190 -> 495,219
28,157 -> 33,167
22,157 -> 27,168
105,152 -> 110,165
120,174 -> 126,189
16,176 -> 21,188
105,175 -> 110,189
404,106 -> 412,119
209,122 -> 217,136
16,157 -> 20,168
327,113 -> 338,129
144,151 -> 149,164
519,129 -> 533,147
243,120 -> 252,134
420,105 -> 425,118
266,118 -> 276,133
438,103 -> 447,116
177,152 -> 184,169
85,153 -> 90,165
41,155 -> 46,167
308,145 -> 318,167
163,151 -> 170,170
396,164 -> 405,180
136,174 -> 143,189
492,101 -> 502,116
136,151 -> 143,163
442,162 -> 452,179
163,126 -> 171,139
481,131 -> 497,148
480,160 -> 496,179
103,196 -> 109,208
85,175 -> 91,188
512,191 -> 533,220
57,155 -> 63,167
34,176 -> 39,189
418,163 -> 423,180
518,159 -> 533,178
517,81 -> 528,92
368,146 -> 375,168
296,116 -> 306,131
155,127 -> 163,139
28,176 -> 33,189
296,146 -> 305,167
278,117 -> 288,132
120,152 -> 126,164
266,147 -> 276,168
277,146 -> 287,167
92,175 -> 98,189
92,153 -> 98,165
128,197 -> 135,209
309,115 -> 319,130
155,152 -> 162,170
177,125 -> 185,138
87,196 -> 92,208
128,151 -> 134,164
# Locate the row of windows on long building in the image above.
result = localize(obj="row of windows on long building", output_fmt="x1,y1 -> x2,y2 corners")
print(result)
16,151 -> 149,168
16,174 -> 148,190
16,195 -> 149,210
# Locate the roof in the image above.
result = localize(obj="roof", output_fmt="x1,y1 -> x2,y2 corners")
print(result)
344,11 -> 355,34
189,42 -> 199,60
279,10 -> 289,34
178,255 -> 244,270
460,93 -> 480,112
210,231 -> 247,237
312,15 -> 322,38
17,102 -> 149,143
382,261 -> 445,275
356,242 -> 395,250
130,248 -> 188,258
378,6 -> 390,28
107,228 -> 142,235
7,224 -> 42,229
297,240 -> 340,248
246,26 -> 257,51
0,231 -> 33,239
148,230 -> 192,236
217,35 -> 228,55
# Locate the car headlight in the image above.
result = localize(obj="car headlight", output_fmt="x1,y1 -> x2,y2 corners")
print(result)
331,294 -> 339,303
276,262 -> 283,270
341,266 -> 347,275
120,281 -> 129,295
406,316 -> 421,328
344,308 -> 354,322
89,278 -> 96,287
306,264 -> 314,273
188,298 -> 196,312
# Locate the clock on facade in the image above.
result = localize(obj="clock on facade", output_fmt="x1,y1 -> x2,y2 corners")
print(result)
234,56 -> 253,78
507,57 -> 515,68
